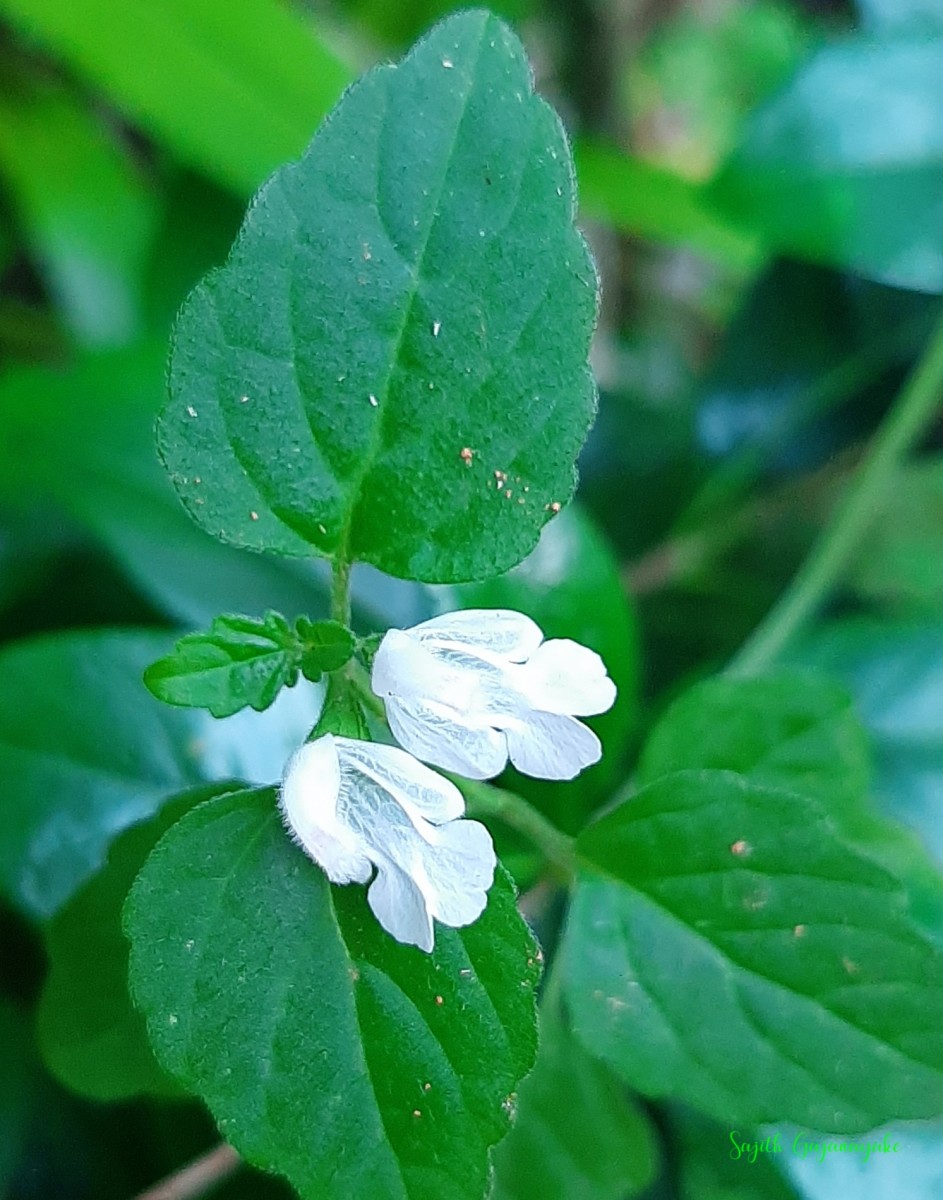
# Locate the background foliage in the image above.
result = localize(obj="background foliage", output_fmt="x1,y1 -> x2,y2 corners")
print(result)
1,0 -> 942,1197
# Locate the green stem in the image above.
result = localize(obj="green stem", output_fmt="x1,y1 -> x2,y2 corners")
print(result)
330,558 -> 352,626
728,308 -> 943,678
459,777 -> 577,881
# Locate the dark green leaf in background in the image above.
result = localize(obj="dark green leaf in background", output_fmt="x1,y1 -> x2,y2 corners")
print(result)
0,0 -> 352,196
671,1109 -> 799,1200
850,457 -> 943,611
794,618 -> 943,866
161,10 -> 598,583
563,770 -> 943,1132
0,74 -> 157,346
125,787 -> 540,1200
36,785 -> 231,1101
491,993 -> 658,1200
0,1000 -> 34,1193
638,670 -> 871,811
0,629 -> 322,919
712,36 -> 943,294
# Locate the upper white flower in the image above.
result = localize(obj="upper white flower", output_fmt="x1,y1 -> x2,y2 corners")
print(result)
279,733 -> 495,952
371,609 -> 616,782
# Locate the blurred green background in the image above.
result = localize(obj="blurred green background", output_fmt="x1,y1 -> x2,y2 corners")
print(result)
2,0 -> 943,1196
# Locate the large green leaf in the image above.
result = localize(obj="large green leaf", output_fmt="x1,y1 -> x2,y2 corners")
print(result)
161,10 -> 598,584
0,74 -> 157,345
125,786 -> 540,1200
638,671 -> 871,811
491,993 -> 657,1200
36,784 -> 230,1102
0,629 -> 322,919
563,770 -> 943,1132
711,36 -> 943,293
0,0 -> 351,196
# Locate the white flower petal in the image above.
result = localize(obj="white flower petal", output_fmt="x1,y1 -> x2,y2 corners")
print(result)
279,737 -> 372,884
337,736 -> 464,824
279,735 -> 496,951
411,608 -> 543,661
414,819 -> 495,927
504,710 -> 602,780
513,638 -> 617,716
366,859 -> 435,952
386,694 -> 509,780
372,608 -> 616,783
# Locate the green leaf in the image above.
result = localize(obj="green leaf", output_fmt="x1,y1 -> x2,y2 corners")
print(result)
711,36 -> 943,293
0,347 -> 331,628
37,785 -> 228,1101
491,992 -> 658,1200
563,770 -> 943,1132
160,10 -> 598,584
792,618 -> 943,864
0,0 -> 352,196
0,629 -> 322,919
573,140 -> 761,270
638,670 -> 871,811
437,503 -> 638,833
0,72 -> 157,345
145,612 -> 302,718
125,786 -> 540,1200
296,618 -> 357,680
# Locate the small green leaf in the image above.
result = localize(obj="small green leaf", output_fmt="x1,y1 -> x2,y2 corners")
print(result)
145,612 -> 301,718
296,618 -> 356,681
36,783 -> 234,1102
563,770 -> 943,1132
160,10 -> 598,583
0,629 -> 322,919
491,992 -> 658,1200
638,670 -> 871,811
125,786 -> 540,1200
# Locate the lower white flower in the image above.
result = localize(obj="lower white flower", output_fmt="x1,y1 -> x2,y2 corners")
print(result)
372,608 -> 617,781
279,733 -> 495,952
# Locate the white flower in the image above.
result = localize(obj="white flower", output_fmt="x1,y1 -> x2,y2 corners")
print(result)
371,608 -> 616,782
279,734 -> 495,952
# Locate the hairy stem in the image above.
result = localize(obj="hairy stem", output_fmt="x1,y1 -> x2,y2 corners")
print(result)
132,1144 -> 240,1200
728,307 -> 943,678
330,558 -> 352,626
